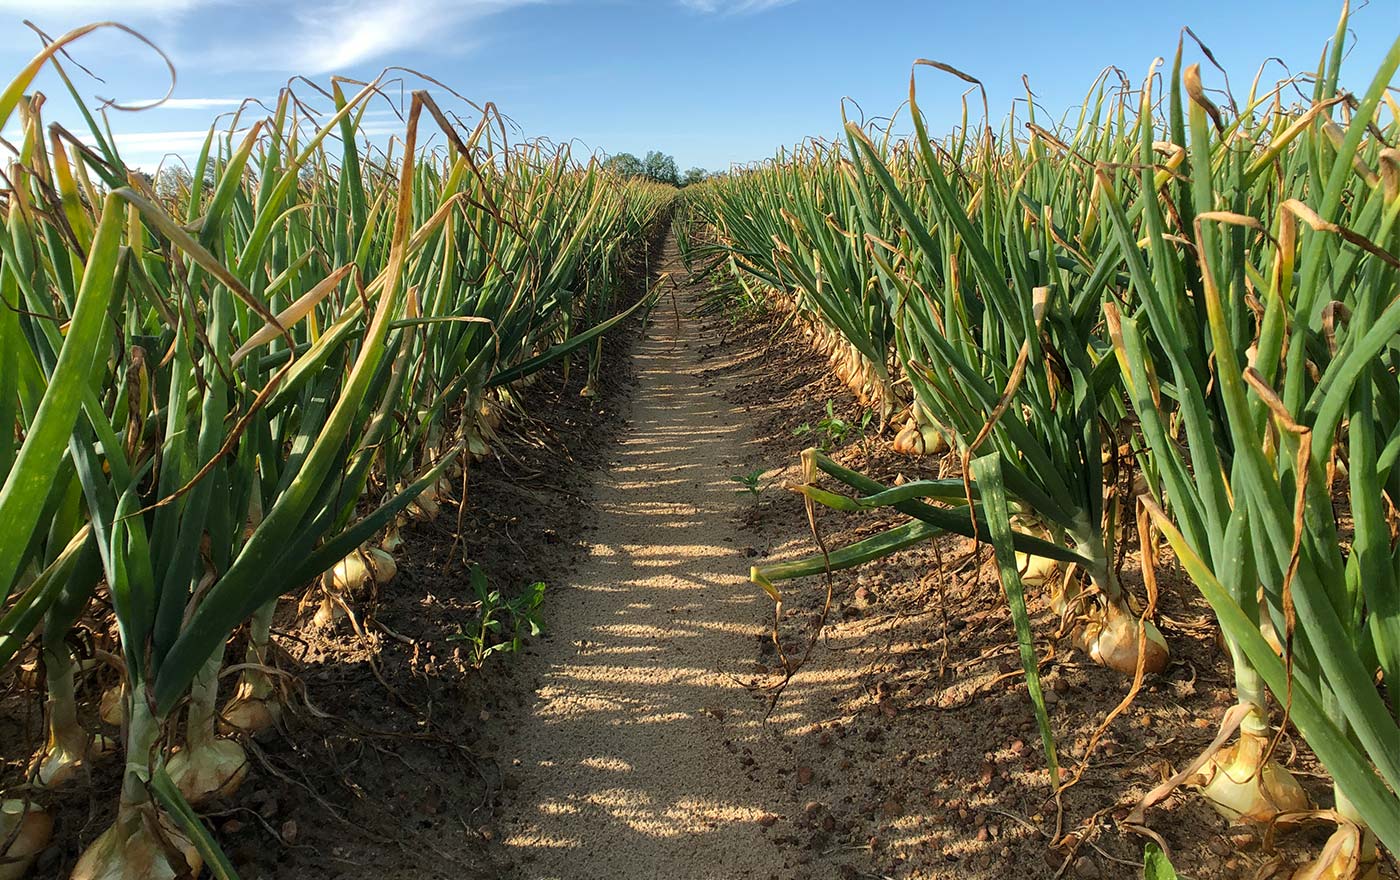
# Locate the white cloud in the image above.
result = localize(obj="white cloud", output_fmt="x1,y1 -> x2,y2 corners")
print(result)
69,126 -> 247,158
679,0 -> 794,14
0,0 -> 203,12
227,0 -> 537,75
127,97 -> 253,109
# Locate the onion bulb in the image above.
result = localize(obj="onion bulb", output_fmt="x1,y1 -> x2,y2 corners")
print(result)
0,801 -> 51,880
34,645 -> 117,788
166,738 -> 248,807
1078,598 -> 1170,675
407,489 -> 439,522
98,683 -> 125,727
1292,821 -> 1379,880
71,803 -> 201,880
1013,551 -> 1060,588
34,728 -> 116,789
221,601 -> 281,736
1192,729 -> 1309,823
892,400 -> 948,456
220,677 -> 280,736
326,547 -> 397,593
381,520 -> 405,553
479,398 -> 503,432
167,644 -> 249,805
315,548 -> 398,626
892,419 -> 948,455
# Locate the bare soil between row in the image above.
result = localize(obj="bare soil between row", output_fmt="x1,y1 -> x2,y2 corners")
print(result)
4,227 -> 1383,880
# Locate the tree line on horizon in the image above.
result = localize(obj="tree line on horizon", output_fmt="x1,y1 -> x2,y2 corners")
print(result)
603,150 -> 708,187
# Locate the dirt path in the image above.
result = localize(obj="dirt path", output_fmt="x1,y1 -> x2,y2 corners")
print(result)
494,234 -> 798,880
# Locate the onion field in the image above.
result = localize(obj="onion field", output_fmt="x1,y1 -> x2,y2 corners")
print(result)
684,11 -> 1399,878
1,8 -> 1397,880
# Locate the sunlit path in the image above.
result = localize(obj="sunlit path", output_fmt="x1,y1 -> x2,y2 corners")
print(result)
496,233 -> 796,880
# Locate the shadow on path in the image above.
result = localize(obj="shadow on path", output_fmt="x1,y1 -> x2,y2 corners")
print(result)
495,233 -> 850,880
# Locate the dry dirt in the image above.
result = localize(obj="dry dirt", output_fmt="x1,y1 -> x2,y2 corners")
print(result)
487,232 -> 1382,880
489,235 -> 800,879
5,226 -> 1387,880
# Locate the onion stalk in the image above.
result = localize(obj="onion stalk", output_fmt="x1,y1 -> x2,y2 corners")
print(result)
220,599 -> 281,735
167,643 -> 248,806
33,637 -> 115,788
71,703 -> 202,880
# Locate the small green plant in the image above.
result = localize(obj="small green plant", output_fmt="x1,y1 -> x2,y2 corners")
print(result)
793,401 -> 871,452
730,467 -> 771,498
1142,843 -> 1178,880
449,565 -> 546,667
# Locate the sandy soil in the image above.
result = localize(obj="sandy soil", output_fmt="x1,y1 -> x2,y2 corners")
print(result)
489,229 -> 1384,880
8,226 -> 1381,880
493,236 -> 801,880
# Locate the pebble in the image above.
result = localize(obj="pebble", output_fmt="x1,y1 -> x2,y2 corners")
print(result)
796,765 -> 814,785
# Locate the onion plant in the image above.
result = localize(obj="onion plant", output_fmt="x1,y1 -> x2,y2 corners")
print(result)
0,23 -> 671,879
688,147 -> 905,427
699,68 -> 1172,677
1102,17 -> 1400,872
691,7 -> 1398,873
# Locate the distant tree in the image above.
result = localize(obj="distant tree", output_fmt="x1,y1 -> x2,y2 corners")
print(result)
604,152 -> 645,178
605,149 -> 684,186
681,167 -> 708,187
642,150 -> 679,186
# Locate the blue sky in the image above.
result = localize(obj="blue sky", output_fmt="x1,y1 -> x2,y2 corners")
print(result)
1,0 -> 1394,172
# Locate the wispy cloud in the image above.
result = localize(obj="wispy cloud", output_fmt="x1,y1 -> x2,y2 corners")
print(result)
0,0 -> 203,13
82,127 -> 246,152
678,0 -> 795,14
128,97 -> 254,109
219,0 -> 538,74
